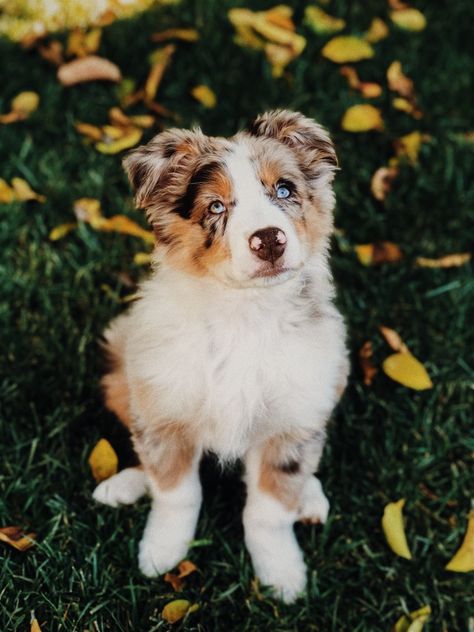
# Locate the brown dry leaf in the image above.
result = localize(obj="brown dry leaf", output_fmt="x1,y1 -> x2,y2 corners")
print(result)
321,36 -> 374,63
394,131 -> 430,164
341,104 -> 383,132
145,45 -> 176,103
151,28 -> 199,43
355,241 -> 402,265
38,40 -> 64,66
379,326 -> 409,353
57,55 -> 121,86
382,352 -> 433,390
162,600 -> 199,624
415,253 -> 471,268
359,341 -> 378,386
164,560 -> 199,591
365,17 -> 389,43
49,223 -> 77,241
304,6 -> 345,34
340,66 -> 382,98
88,439 -> 118,482
371,166 -> 399,201
0,526 -> 36,551
191,85 -> 217,108
390,8 -> 426,32
394,605 -> 431,632
0,91 -> 40,124
445,510 -> 474,573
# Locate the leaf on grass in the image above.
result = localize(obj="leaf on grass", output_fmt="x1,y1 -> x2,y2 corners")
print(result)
379,326 -> 409,353
67,28 -> 102,58
30,612 -> 42,632
49,222 -> 77,241
382,352 -> 433,390
387,61 -> 422,118
38,40 -> 64,66
164,560 -> 199,591
134,252 -> 153,265
382,499 -> 412,560
98,215 -> 155,243
340,66 -> 382,98
304,6 -> 345,34
365,17 -> 389,43
390,8 -> 426,32
191,85 -> 217,108
0,526 -> 36,551
341,104 -> 383,132
394,131 -> 430,164
394,605 -> 431,632
145,45 -> 175,103
359,341 -> 377,386
321,36 -> 374,63
162,600 -> 199,624
75,122 -> 104,142
74,198 -> 102,224
88,439 -> 118,482
355,241 -> 403,265
0,179 -> 15,203
445,510 -> 474,572
371,166 -> 399,201
95,127 -> 143,154
57,55 -> 121,86
151,28 -> 199,43
415,253 -> 471,268
0,91 -> 40,124
0,177 -> 45,203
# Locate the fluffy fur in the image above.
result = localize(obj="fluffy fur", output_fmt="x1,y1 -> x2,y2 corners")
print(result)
93,110 -> 349,603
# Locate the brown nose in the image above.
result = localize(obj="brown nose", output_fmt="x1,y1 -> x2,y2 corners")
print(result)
249,227 -> 287,264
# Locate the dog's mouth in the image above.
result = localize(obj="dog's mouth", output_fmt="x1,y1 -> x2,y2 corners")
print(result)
253,266 -> 290,279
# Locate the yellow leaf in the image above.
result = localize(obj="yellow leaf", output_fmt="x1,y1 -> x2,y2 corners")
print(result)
394,605 -> 431,632
129,114 -> 155,129
0,178 -> 15,203
96,127 -> 143,154
191,85 -> 217,108
382,352 -> 433,390
390,9 -> 426,32
11,91 -> 40,114
11,177 -> 46,202
371,166 -> 399,201
0,526 -> 36,551
415,253 -> 471,268
264,42 -> 294,77
445,510 -> 474,572
387,61 -> 414,97
339,67 -> 382,98
102,124 -> 127,140
355,241 -> 402,265
322,36 -> 374,63
99,215 -> 154,244
304,6 -> 345,34
382,499 -> 412,560
151,28 -> 199,43
75,121 -> 103,142
30,612 -> 42,632
49,222 -> 76,241
74,198 -> 103,224
88,439 -> 118,482
379,326 -> 409,353
394,131 -> 429,164
365,17 -> 389,43
162,599 -> 198,624
145,45 -> 175,102
134,252 -> 153,265
341,104 -> 383,132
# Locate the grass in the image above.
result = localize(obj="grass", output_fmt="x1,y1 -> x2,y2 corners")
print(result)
0,0 -> 473,630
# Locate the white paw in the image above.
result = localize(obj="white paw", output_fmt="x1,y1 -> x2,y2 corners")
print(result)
298,476 -> 330,525
92,468 -> 148,508
138,527 -> 189,577
251,539 -> 307,603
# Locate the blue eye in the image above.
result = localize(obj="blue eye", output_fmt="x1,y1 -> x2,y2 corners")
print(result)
276,183 -> 291,199
209,201 -> 226,214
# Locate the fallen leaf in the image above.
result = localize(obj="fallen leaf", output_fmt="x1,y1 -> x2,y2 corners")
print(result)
359,341 -> 378,386
445,510 -> 474,572
30,612 -> 42,632
145,45 -> 175,103
0,178 -> 15,203
49,222 -> 77,241
74,198 -> 102,224
379,326 -> 409,353
304,6 -> 345,34
134,252 -> 153,265
67,28 -> 102,58
0,91 -> 39,123
151,28 -> 199,42
321,36 -> 374,63
38,40 -> 64,66
191,85 -> 217,108
96,127 -> 143,154
394,131 -> 429,164
0,526 -> 36,551
75,122 -> 104,142
371,166 -> 399,201
57,55 -> 122,86
382,352 -> 433,390
98,215 -> 155,243
390,8 -> 426,32
341,104 -> 383,132
11,177 -> 46,202
415,253 -> 471,268
164,560 -> 199,591
355,241 -> 403,265
161,599 -> 199,624
365,17 -> 389,43
382,499 -> 412,560
88,439 -> 118,482
387,61 -> 422,118
394,605 -> 431,632
339,66 -> 382,98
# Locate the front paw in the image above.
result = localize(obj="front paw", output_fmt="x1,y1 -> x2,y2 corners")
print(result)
253,544 -> 307,603
298,476 -> 330,525
138,530 -> 188,577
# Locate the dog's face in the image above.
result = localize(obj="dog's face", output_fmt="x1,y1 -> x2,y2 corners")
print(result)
124,110 -> 337,288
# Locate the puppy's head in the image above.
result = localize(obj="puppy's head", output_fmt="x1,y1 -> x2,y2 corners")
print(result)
124,110 -> 337,287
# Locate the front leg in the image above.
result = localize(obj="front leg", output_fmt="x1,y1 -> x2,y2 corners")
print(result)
243,429 -> 327,603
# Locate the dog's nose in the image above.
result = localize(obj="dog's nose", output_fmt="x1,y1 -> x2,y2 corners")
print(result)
249,227 -> 287,264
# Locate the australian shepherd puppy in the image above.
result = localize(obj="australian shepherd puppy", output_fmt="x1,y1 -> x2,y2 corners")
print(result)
93,110 -> 349,603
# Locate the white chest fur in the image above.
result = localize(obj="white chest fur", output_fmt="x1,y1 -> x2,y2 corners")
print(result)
125,265 -> 347,460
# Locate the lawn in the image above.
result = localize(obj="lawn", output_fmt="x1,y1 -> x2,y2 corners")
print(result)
0,0 -> 473,630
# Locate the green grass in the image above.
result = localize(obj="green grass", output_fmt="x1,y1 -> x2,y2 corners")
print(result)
1,1 -> 473,630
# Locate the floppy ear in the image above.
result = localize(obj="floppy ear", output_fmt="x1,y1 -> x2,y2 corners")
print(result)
248,109 -> 337,181
123,128 -> 212,213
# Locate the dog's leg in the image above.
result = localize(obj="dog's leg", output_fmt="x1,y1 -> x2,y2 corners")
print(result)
93,467 -> 148,507
242,430 -> 327,603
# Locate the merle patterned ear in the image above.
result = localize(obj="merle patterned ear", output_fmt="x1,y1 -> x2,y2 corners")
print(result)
248,109 -> 338,177
123,128 -> 211,209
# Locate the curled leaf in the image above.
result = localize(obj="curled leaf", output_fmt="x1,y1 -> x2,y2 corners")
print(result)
145,45 -> 175,102
340,66 -> 382,98
416,253 -> 471,268
0,526 -> 36,551
387,61 -> 422,118
445,510 -> 474,572
379,326 -> 409,353
191,85 -> 217,108
382,352 -> 433,390
365,17 -> 389,43
394,605 -> 431,632
355,241 -> 403,266
394,131 -> 430,164
359,341 -> 377,386
88,439 -> 118,482
382,499 -> 412,560
390,8 -> 426,32
151,28 -> 199,43
57,55 -> 122,86
95,127 -> 143,154
49,222 -> 76,241
75,122 -> 103,141
371,166 -> 399,201
11,177 -> 46,202
304,6 -> 345,34
164,560 -> 199,591
322,36 -> 374,63
98,215 -> 154,243
162,599 -> 199,624
341,104 -> 383,132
